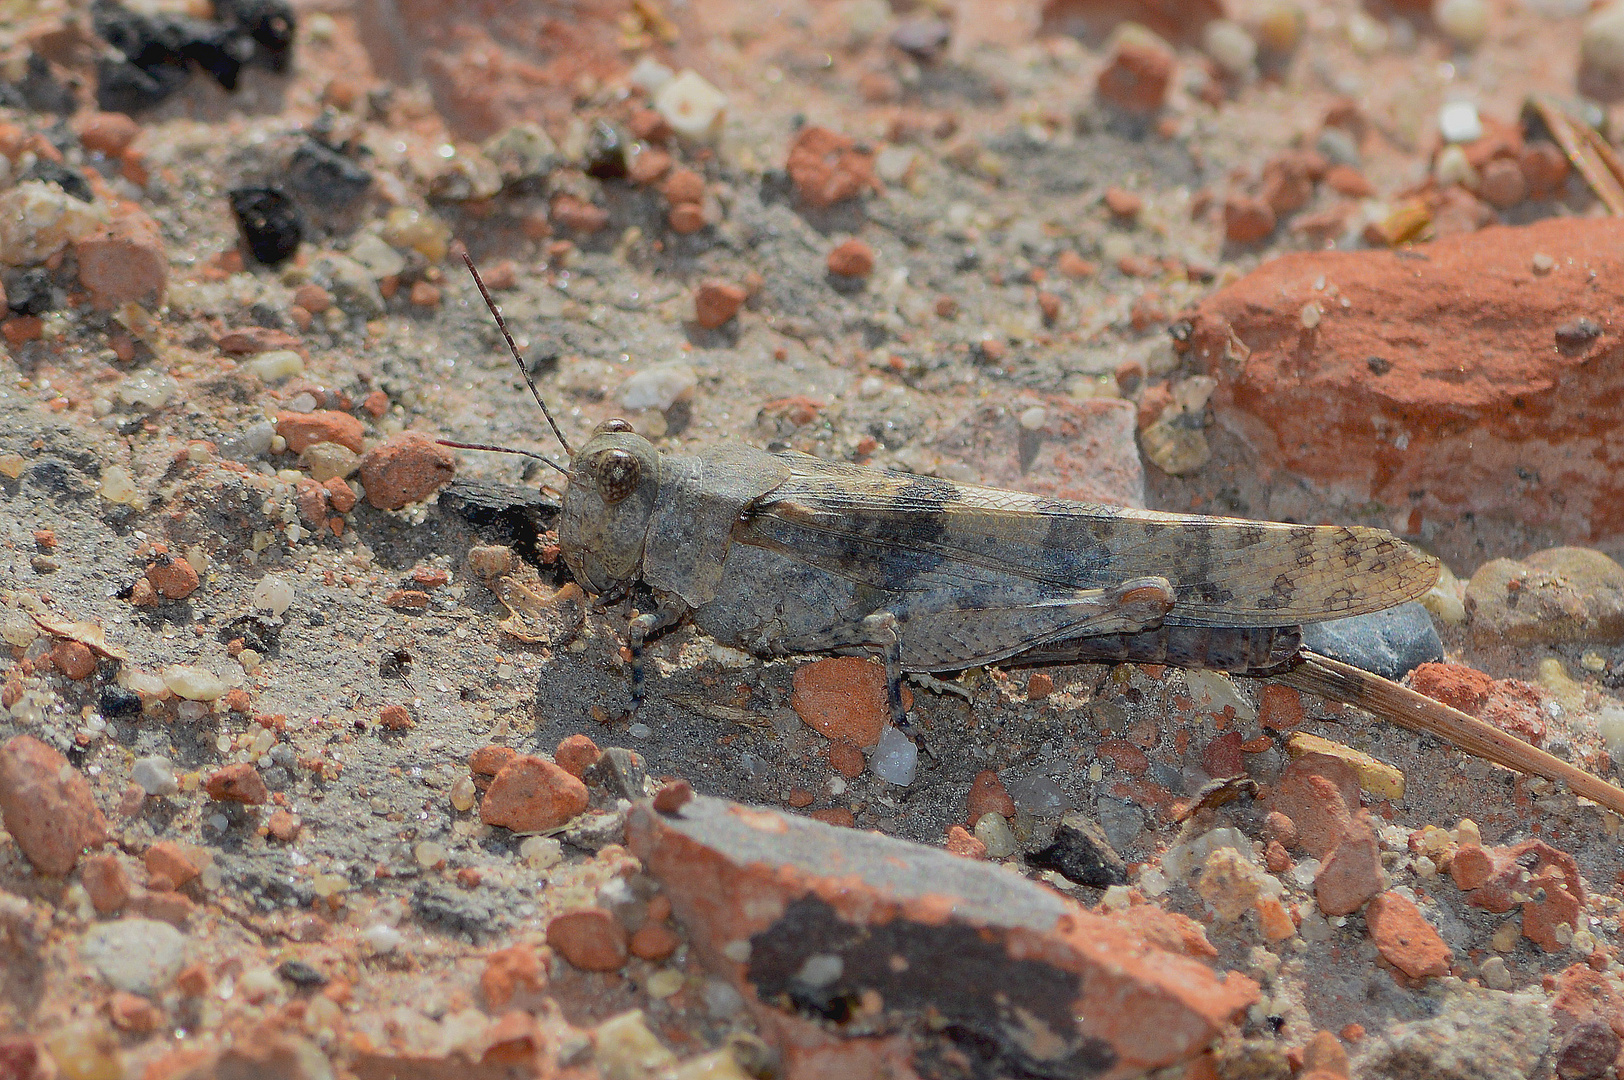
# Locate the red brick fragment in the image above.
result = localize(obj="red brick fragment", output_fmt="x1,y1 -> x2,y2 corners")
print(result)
1365,891 -> 1451,979
204,763 -> 268,805
0,734 -> 108,875
480,756 -> 589,832
554,734 -> 601,777
966,769 -> 1016,822
546,908 -> 628,971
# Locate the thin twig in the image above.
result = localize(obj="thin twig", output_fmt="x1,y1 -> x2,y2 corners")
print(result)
1274,650 -> 1624,817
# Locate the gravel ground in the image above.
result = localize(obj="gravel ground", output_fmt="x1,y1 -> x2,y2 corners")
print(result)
3,0 -> 1624,1076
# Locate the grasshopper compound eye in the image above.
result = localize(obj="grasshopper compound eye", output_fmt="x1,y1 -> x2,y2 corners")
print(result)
595,448 -> 642,503
594,418 -> 635,436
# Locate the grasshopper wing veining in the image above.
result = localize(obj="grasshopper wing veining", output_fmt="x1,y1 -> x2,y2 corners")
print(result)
735,453 -> 1440,629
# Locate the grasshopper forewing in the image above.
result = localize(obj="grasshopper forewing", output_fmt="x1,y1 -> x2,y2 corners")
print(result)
449,254 -> 1624,817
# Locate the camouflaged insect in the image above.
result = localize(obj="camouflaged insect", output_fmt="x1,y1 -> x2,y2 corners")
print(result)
448,255 -> 1624,817
562,421 -> 1439,721
446,255 -> 1437,728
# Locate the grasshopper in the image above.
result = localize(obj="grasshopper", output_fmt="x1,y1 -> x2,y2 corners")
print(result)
447,254 -> 1624,816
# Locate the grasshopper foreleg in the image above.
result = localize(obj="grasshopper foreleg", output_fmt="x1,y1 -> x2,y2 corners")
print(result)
859,611 -> 913,734
626,601 -> 685,707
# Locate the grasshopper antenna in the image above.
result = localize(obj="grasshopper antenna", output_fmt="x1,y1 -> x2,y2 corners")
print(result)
461,250 -> 574,458
436,438 -> 568,476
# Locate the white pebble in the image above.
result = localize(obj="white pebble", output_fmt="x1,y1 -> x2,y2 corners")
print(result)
1480,955 -> 1513,990
1438,101 -> 1484,143
1598,705 -> 1624,761
619,362 -> 697,412
858,376 -> 884,400
1017,405 -> 1048,431
703,978 -> 744,1018
1202,19 -> 1258,76
1300,303 -> 1322,329
654,69 -> 728,142
0,181 -> 108,266
162,665 -> 232,701
629,56 -> 675,94
519,835 -> 562,870
1170,375 -> 1218,412
99,464 -> 141,506
1434,144 -> 1479,188
1531,251 -> 1555,274
131,755 -> 178,796
246,350 -> 305,382
795,953 -> 844,988
252,575 -> 295,616
176,699 -> 211,721
116,372 -> 180,409
1183,670 -> 1257,721
413,841 -> 447,868
869,725 -> 918,786
874,146 -> 917,184
973,811 -> 1016,858
1435,0 -> 1489,47
362,924 -> 402,953
646,970 -> 684,999
1345,10 -> 1388,53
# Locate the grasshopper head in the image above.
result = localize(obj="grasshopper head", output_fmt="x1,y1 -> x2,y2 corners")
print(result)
560,419 -> 662,596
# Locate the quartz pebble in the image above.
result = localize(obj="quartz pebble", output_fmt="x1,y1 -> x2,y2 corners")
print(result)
653,69 -> 728,141
99,464 -> 142,506
246,350 -> 305,382
131,756 -> 178,796
162,665 -> 231,701
869,726 -> 918,786
300,441 -> 360,481
594,1011 -> 678,1077
973,811 -> 1017,858
0,181 -> 108,265
1438,101 -> 1483,144
1581,3 -> 1624,97
519,835 -> 563,870
620,362 -> 698,412
252,575 -> 295,616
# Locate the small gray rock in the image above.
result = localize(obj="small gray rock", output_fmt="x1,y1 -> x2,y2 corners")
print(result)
1029,811 -> 1129,888
1465,547 -> 1624,646
310,253 -> 385,319
1300,601 -> 1442,680
130,755 -> 178,797
80,918 -> 187,995
584,747 -> 647,802
1358,986 -> 1550,1079
219,420 -> 275,462
1095,797 -> 1145,852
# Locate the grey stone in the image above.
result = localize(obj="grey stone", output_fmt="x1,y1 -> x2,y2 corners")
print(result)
80,918 -> 187,996
584,747 -> 647,802
1466,547 -> 1624,646
219,420 -> 275,462
1358,987 -> 1550,1079
1300,601 -> 1442,680
1095,797 -> 1145,851
310,253 -> 385,319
